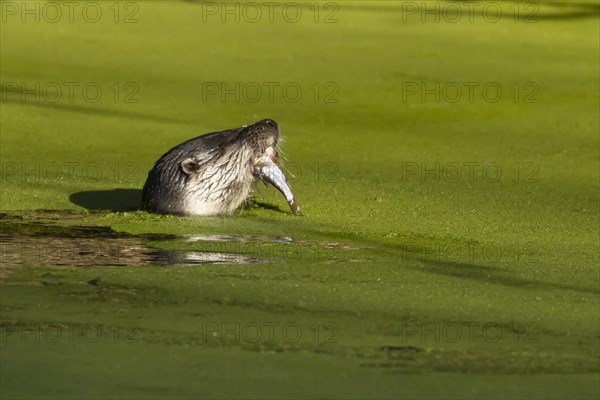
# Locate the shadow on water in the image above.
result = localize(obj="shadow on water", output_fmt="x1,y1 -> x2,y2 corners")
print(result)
70,189 -> 142,212
0,85 -> 189,125
247,199 -> 289,215
70,191 -> 290,214
406,254 -> 599,296
362,237 -> 599,295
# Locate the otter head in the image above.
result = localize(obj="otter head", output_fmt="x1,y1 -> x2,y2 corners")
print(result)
142,118 -> 299,216
240,119 -> 280,160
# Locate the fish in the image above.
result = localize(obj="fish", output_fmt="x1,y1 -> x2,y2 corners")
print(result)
253,155 -> 302,216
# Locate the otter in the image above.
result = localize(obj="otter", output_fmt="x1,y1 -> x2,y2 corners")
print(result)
141,119 -> 302,216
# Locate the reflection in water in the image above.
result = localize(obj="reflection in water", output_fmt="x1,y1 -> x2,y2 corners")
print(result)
0,233 -> 269,277
1,234 -> 162,267
183,251 -> 267,265
185,234 -> 293,243
0,211 -> 276,277
0,211 -> 356,277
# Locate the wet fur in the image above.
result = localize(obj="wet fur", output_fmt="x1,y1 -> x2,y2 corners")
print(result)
141,120 -> 279,216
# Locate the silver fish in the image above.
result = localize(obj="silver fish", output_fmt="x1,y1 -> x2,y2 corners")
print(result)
253,155 -> 302,215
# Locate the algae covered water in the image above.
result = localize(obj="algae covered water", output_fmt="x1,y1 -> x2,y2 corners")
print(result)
1,2 -> 599,399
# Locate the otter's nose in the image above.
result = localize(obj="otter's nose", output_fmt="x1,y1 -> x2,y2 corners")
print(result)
258,119 -> 278,129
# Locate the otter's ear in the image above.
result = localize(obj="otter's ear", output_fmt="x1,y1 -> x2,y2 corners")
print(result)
181,158 -> 200,175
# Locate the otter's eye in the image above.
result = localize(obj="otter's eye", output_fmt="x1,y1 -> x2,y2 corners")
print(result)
264,119 -> 277,128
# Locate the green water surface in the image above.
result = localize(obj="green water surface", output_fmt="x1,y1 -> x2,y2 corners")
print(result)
1,1 -> 599,399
